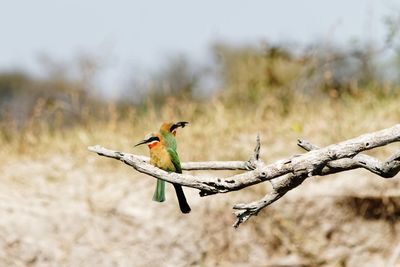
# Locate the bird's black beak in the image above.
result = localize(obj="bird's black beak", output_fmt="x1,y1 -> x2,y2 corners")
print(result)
170,121 -> 189,132
134,135 -> 160,147
176,121 -> 189,128
134,139 -> 149,147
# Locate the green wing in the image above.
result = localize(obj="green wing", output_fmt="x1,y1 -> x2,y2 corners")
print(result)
161,130 -> 177,150
167,147 -> 182,174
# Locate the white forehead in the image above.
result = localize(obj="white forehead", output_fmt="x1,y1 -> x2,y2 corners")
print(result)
144,133 -> 154,140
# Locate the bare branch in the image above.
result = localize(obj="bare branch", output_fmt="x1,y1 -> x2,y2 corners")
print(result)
232,173 -> 309,227
88,145 -> 263,195
298,139 -> 400,178
89,145 -> 250,171
233,189 -> 282,228
231,137 -> 400,227
88,124 -> 400,227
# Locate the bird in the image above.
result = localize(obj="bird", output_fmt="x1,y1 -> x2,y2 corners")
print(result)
135,122 -> 191,213
158,121 -> 190,211
158,122 -> 189,162
151,121 -> 188,204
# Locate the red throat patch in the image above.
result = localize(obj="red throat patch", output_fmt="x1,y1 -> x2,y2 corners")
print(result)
148,141 -> 159,149
172,130 -> 176,136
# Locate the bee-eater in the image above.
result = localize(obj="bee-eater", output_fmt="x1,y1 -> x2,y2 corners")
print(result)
159,121 -> 189,149
151,121 -> 188,204
135,127 -> 191,213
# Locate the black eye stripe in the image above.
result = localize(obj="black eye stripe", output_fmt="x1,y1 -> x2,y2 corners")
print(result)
147,136 -> 160,143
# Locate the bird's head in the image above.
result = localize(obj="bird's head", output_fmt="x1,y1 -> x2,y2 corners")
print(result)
134,132 -> 162,150
160,121 -> 189,136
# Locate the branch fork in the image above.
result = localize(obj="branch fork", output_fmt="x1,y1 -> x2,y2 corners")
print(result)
88,124 -> 400,227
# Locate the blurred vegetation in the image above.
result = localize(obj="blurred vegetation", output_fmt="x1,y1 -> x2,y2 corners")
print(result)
1,31 -> 400,154
2,19 -> 400,267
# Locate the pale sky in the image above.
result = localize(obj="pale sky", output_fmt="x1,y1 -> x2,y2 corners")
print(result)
0,0 -> 396,93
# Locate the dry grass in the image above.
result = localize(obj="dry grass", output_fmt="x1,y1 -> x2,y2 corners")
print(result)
0,93 -> 400,267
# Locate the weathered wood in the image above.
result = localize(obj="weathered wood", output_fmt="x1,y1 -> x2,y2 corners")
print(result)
88,124 -> 400,227
298,139 -> 400,177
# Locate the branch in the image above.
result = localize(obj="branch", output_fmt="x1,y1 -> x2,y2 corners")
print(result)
90,146 -> 251,171
298,139 -> 400,178
233,173 -> 308,227
232,135 -> 400,227
88,145 -> 261,194
88,124 -> 400,227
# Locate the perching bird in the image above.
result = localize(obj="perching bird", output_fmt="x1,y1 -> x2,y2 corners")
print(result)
158,121 -> 189,211
135,123 -> 191,213
159,121 -> 189,149
151,121 -> 188,204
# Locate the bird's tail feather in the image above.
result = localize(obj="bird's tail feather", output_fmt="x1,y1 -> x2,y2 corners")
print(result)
152,179 -> 166,202
173,183 -> 191,214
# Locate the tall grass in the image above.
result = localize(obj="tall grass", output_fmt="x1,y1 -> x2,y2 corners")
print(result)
1,42 -> 399,160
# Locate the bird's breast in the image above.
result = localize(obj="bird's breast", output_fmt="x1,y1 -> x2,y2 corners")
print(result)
150,148 -> 176,172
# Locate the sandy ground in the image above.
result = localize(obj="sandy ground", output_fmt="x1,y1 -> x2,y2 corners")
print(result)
0,151 -> 399,267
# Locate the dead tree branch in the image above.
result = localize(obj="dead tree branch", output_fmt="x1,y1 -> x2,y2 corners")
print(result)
298,139 -> 400,177
88,124 -> 400,227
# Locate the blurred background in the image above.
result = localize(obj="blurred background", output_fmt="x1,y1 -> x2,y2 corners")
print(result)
1,1 -> 400,266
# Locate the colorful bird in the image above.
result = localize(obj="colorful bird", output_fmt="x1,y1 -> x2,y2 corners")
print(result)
135,122 -> 191,213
